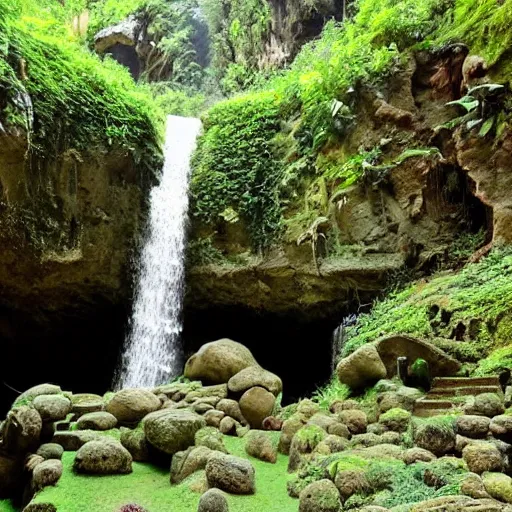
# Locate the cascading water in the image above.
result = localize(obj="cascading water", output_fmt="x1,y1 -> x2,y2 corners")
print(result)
115,115 -> 202,389
331,314 -> 358,373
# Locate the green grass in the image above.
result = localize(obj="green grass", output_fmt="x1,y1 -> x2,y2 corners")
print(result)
0,501 -> 16,512
32,434 -> 296,512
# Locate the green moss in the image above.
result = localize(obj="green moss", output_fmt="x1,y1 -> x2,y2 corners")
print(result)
312,378 -> 351,410
1,0 -> 162,175
0,501 -> 17,512
342,250 -> 512,359
475,345 -> 512,376
379,408 -> 411,423
32,434 -> 295,512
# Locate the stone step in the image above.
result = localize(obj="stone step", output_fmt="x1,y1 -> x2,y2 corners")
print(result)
413,398 -> 456,417
427,385 -> 502,399
431,376 -> 501,389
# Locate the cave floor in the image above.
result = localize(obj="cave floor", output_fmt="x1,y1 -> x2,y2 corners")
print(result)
24,434 -> 295,512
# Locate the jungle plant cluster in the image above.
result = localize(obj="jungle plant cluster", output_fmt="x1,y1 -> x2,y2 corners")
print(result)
0,0 -> 162,177
192,0 -> 512,254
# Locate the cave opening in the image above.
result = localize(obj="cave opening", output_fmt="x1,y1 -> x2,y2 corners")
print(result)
182,306 -> 345,405
0,301 -> 127,416
426,164 -> 493,243
105,44 -> 141,80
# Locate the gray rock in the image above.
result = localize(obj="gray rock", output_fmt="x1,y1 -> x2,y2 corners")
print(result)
171,446 -> 213,484
457,415 -> 491,438
216,399 -> 246,424
462,442 -> 503,474
76,412 -> 117,431
338,409 -> 367,434
17,384 -> 62,404
336,344 -> 387,389
205,410 -> 225,428
2,406 -> 42,454
245,430 -> 277,463
144,409 -> 206,455
94,16 -> 140,53
205,453 -> 255,494
52,430 -> 100,451
37,443 -> 64,461
198,488 -> 229,512
195,427 -> 228,453
74,440 -> 132,474
33,395 -> 71,422
120,427 -> 150,462
299,479 -> 341,512
219,417 -> 240,436
106,389 -> 161,424
228,366 -> 282,396
32,460 -> 63,490
490,415 -> 512,442
402,447 -> 436,464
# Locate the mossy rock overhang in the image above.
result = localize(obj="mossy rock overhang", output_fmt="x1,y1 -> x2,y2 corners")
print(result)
185,252 -> 404,319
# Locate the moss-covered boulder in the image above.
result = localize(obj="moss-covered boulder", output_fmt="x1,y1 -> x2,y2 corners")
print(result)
288,425 -> 326,472
228,366 -> 282,396
482,472 -> 512,503
33,395 -> 71,422
195,427 -> 228,453
36,443 -> 64,461
205,453 -> 255,495
245,430 -> 277,463
76,412 -> 118,431
299,479 -> 341,512
456,415 -> 491,438
336,344 -> 387,389
120,427 -> 150,462
378,408 -> 411,433
239,387 -> 276,429
143,409 -> 206,455
197,488 -> 229,512
464,393 -> 505,417
170,446 -> 213,484
413,417 -> 456,456
32,459 -> 63,491
184,339 -> 257,384
462,442 -> 503,474
106,389 -> 161,424
73,440 -> 132,475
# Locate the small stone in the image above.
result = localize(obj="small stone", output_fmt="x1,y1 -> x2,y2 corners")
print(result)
461,473 -> 492,499
402,448 -> 436,465
245,430 -> 277,463
193,403 -> 214,414
322,434 -> 348,454
327,423 -> 350,438
25,455 -> 45,472
2,406 -> 43,454
204,410 -> 225,428
205,453 -> 255,494
299,479 -> 341,512
338,409 -> 367,434
195,427 -> 228,453
219,417 -> 240,436
198,488 -> 229,512
74,440 -> 132,475
413,417 -> 456,456
170,446 -> 213,484
335,469 -> 370,501
37,444 -> 64,461
278,414 -> 306,455
378,408 -> 411,432
297,399 -> 321,419
17,384 -> 62,404
76,412 -> 118,431
490,415 -> 512,442
32,460 -> 63,490
216,399 -> 246,424
464,393 -> 504,417
52,430 -> 100,451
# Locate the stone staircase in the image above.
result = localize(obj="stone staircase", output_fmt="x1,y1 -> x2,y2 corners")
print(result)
413,376 -> 502,417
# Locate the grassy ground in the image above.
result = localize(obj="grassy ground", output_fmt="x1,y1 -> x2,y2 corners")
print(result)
31,434 -> 296,512
0,501 -> 16,512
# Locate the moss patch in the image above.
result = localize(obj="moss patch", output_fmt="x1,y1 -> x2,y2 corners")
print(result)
32,434 -> 296,512
0,501 -> 17,512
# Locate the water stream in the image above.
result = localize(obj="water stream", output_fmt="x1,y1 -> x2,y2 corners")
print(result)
115,115 -> 201,389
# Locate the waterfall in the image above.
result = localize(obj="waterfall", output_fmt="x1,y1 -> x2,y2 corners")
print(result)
115,115 -> 202,389
331,314 -> 358,374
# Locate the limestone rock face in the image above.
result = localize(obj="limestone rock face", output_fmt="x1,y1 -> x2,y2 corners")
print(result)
228,366 -> 283,396
336,344 -> 387,389
143,409 -> 206,455
205,453 -> 255,495
184,339 -> 258,384
106,389 -> 161,424
239,387 -> 276,429
74,440 -> 132,475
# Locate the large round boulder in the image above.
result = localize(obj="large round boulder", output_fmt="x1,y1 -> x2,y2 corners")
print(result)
462,442 -> 503,474
228,366 -> 282,396
143,409 -> 206,455
205,453 -> 255,494
456,415 -> 491,438
413,418 -> 456,456
37,443 -> 64,461
120,427 -> 150,462
73,440 -> 132,474
245,430 -> 277,463
336,344 -> 387,389
106,389 -> 160,424
239,387 -> 275,429
299,479 -> 341,512
17,384 -> 62,404
184,339 -> 257,384
33,395 -> 72,422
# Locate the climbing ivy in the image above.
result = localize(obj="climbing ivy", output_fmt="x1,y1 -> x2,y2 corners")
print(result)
191,91 -> 283,250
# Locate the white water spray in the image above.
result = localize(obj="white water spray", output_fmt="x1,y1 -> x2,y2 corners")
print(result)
116,116 -> 201,389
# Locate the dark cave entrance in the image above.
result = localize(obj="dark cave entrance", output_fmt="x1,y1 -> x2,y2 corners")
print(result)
426,164 -> 493,243
182,306 -> 343,405
0,301 -> 127,416
105,44 -> 141,80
